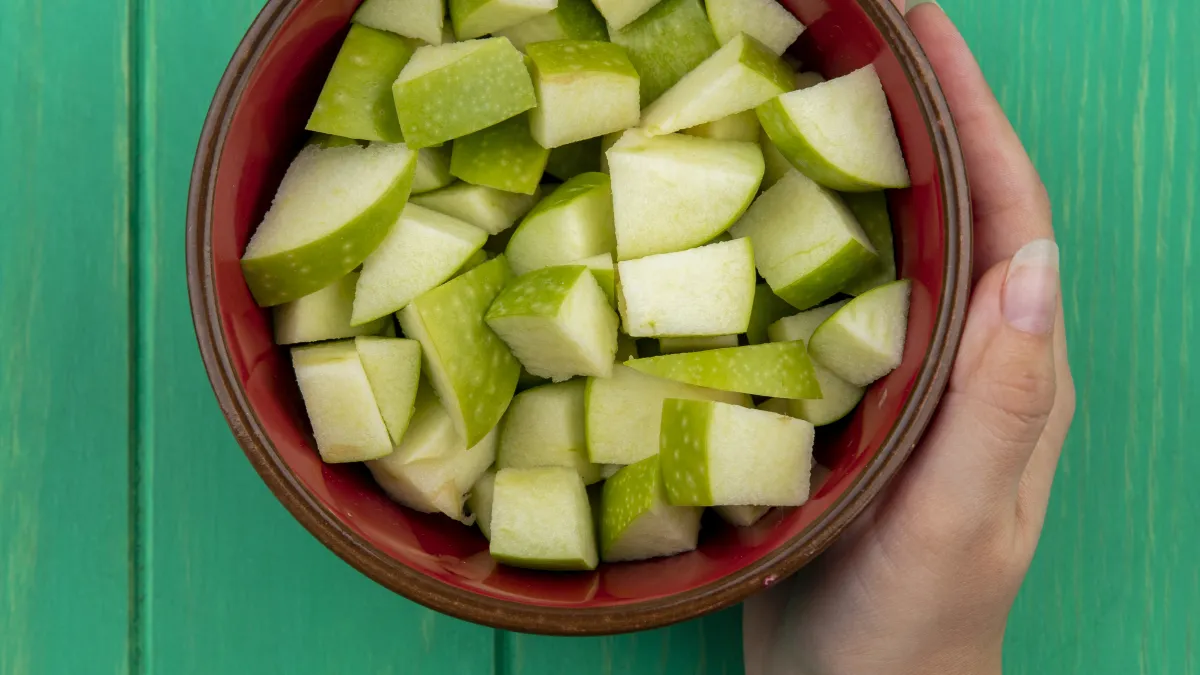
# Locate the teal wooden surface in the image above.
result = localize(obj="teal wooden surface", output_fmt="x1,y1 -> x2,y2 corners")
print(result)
1,0 -> 1196,673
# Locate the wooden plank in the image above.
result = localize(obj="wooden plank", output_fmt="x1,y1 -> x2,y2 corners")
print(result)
0,1 -> 133,673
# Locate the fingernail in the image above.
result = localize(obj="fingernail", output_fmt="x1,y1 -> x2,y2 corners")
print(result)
906,0 -> 940,12
1003,239 -> 1060,335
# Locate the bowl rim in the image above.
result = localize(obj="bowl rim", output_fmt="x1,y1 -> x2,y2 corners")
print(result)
186,0 -> 972,636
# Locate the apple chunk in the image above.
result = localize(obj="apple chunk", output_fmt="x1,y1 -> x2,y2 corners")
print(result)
505,172 -> 616,276
706,0 -> 805,55
625,342 -> 821,399
527,40 -> 642,148
498,380 -> 602,484
241,142 -> 417,307
601,455 -> 702,562
354,0 -> 445,45
576,253 -> 617,307
496,0 -> 608,49
609,0 -> 718,105
841,192 -> 898,295
410,181 -> 541,234
489,467 -> 599,570
449,0 -> 556,40
306,24 -> 416,143
808,279 -> 911,386
273,271 -> 390,345
467,469 -> 498,538
450,115 -> 549,195
355,337 -> 423,446
291,341 -> 393,463
766,300 -> 865,426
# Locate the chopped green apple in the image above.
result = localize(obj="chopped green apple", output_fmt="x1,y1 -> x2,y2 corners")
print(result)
756,64 -> 911,191
354,0 -> 445,45
392,38 -> 536,148
241,142 -> 417,307
411,145 -> 454,194
660,399 -> 814,506
745,283 -> 794,345
355,337 -> 423,445
767,299 -> 848,344
449,0 -> 556,40
574,253 -> 617,307
617,238 -> 756,337
766,300 -> 865,426
683,110 -> 761,142
449,115 -> 548,195
608,131 -> 764,260
714,504 -> 771,527
808,279 -> 911,386
585,364 -> 751,465
641,34 -> 794,136
498,380 -> 602,484
609,0 -> 718,105
306,24 -> 417,143
626,341 -> 820,398
486,265 -> 619,381
794,71 -> 825,90
468,469 -> 498,538
291,341 -> 394,463
706,0 -> 805,55
353,204 -> 489,325
841,192 -> 897,295
397,256 -> 522,446
545,138 -> 604,180
495,0 -> 609,49
410,181 -> 541,234
273,271 -> 389,345
489,467 -> 599,570
527,40 -> 641,148
730,169 -> 876,310
505,172 -> 616,276
591,0 -> 665,31
600,455 -> 702,562
657,335 -> 739,354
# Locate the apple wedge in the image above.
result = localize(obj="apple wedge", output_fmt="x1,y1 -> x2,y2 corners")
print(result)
591,0 -> 665,31
841,192 -> 898,295
608,131 -> 764,260
355,337 -> 423,445
609,0 -> 718,105
625,341 -> 821,399
411,145 -> 454,194
660,399 -> 814,506
354,0 -> 445,45
392,38 -> 536,148
657,335 -> 739,354
449,0 -> 556,40
450,115 -> 549,195
641,34 -> 794,137
489,467 -> 599,570
273,271 -> 390,345
808,279 -> 911,386
485,265 -> 619,381
468,469 -> 498,538
756,64 -> 911,191
617,238 -> 756,337
410,181 -> 541,234
498,380 -> 602,484
545,138 -> 604,180
683,110 -> 761,142
495,0 -> 608,49
397,256 -> 521,446
505,172 -> 615,275
745,283 -> 794,345
600,455 -> 703,562
706,0 -> 805,55
241,142 -> 417,307
306,25 -> 417,143
527,40 -> 641,148
730,169 -> 876,310
291,341 -> 394,463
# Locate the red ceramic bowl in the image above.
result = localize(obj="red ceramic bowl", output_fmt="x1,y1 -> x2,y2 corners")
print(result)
188,0 -> 971,635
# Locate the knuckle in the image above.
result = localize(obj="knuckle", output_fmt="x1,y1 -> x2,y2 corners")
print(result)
973,362 -> 1057,444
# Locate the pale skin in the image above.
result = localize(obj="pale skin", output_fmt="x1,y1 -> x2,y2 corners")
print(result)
744,2 -> 1077,674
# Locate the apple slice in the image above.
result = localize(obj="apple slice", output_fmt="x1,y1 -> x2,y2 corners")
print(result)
410,181 -> 541,234
591,0 -> 665,31
765,300 -> 865,425
585,364 -> 751,465
306,25 -> 417,144
545,138 -> 603,180
660,399 -> 814,506
714,505 -> 771,527
397,256 -> 521,446
609,0 -> 718,105
683,110 -> 761,142
745,283 -> 794,345
449,115 -> 549,195
495,0 -> 609,49
808,279 -> 911,386
527,40 -> 641,148
706,0 -> 805,55
392,38 -> 536,148
626,341 -> 821,398
505,172 -> 615,275
489,467 -> 599,570
291,341 -> 394,463
485,265 -> 619,381
498,380 -> 602,484
730,169 -> 876,310
574,252 -> 617,307
352,204 -> 489,325
617,238 -> 756,337
412,145 -> 454,194
841,192 -> 897,295
641,34 -> 794,137
355,337 -> 423,446
467,469 -> 498,538
449,0 -> 556,40
657,335 -> 739,354
608,131 -> 764,260
756,64 -> 911,191
600,455 -> 703,562
273,271 -> 390,345
354,0 -> 445,45
241,142 -> 417,307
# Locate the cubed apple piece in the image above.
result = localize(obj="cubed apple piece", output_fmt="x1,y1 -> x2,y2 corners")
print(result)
353,204 -> 488,325
449,0 -> 556,39
545,138 -> 604,180
273,271 -> 390,345
468,469 -> 498,538
731,170 -> 876,310
756,65 -> 910,191
505,172 -> 616,275
683,110 -> 761,142
641,35 -> 794,137
626,341 -> 820,399
745,283 -> 794,345
498,380 -> 602,484
410,181 -> 541,234
585,364 -> 751,465
841,192 -> 897,295
714,505 -> 771,527
354,0 -> 445,45
412,146 -> 454,194
241,142 -> 418,307
392,38 -> 536,148
706,0 -> 805,55
600,455 -> 702,562
609,131 -> 764,260
292,341 -> 393,463
609,0 -> 718,105
485,265 -> 619,381
574,253 -> 617,307
617,239 -> 756,337
489,467 -> 599,570
306,25 -> 416,143
660,399 -> 814,506
355,337 -> 423,445
398,257 -> 522,446
527,40 -> 641,148
766,300 -> 866,425
808,279 -> 911,386
495,0 -> 608,49
449,115 -> 549,195
657,335 -> 739,354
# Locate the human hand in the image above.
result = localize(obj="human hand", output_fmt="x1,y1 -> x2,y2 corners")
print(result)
743,3 -> 1077,674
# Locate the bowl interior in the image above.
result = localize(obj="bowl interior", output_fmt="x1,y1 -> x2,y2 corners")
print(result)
197,0 -> 960,623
